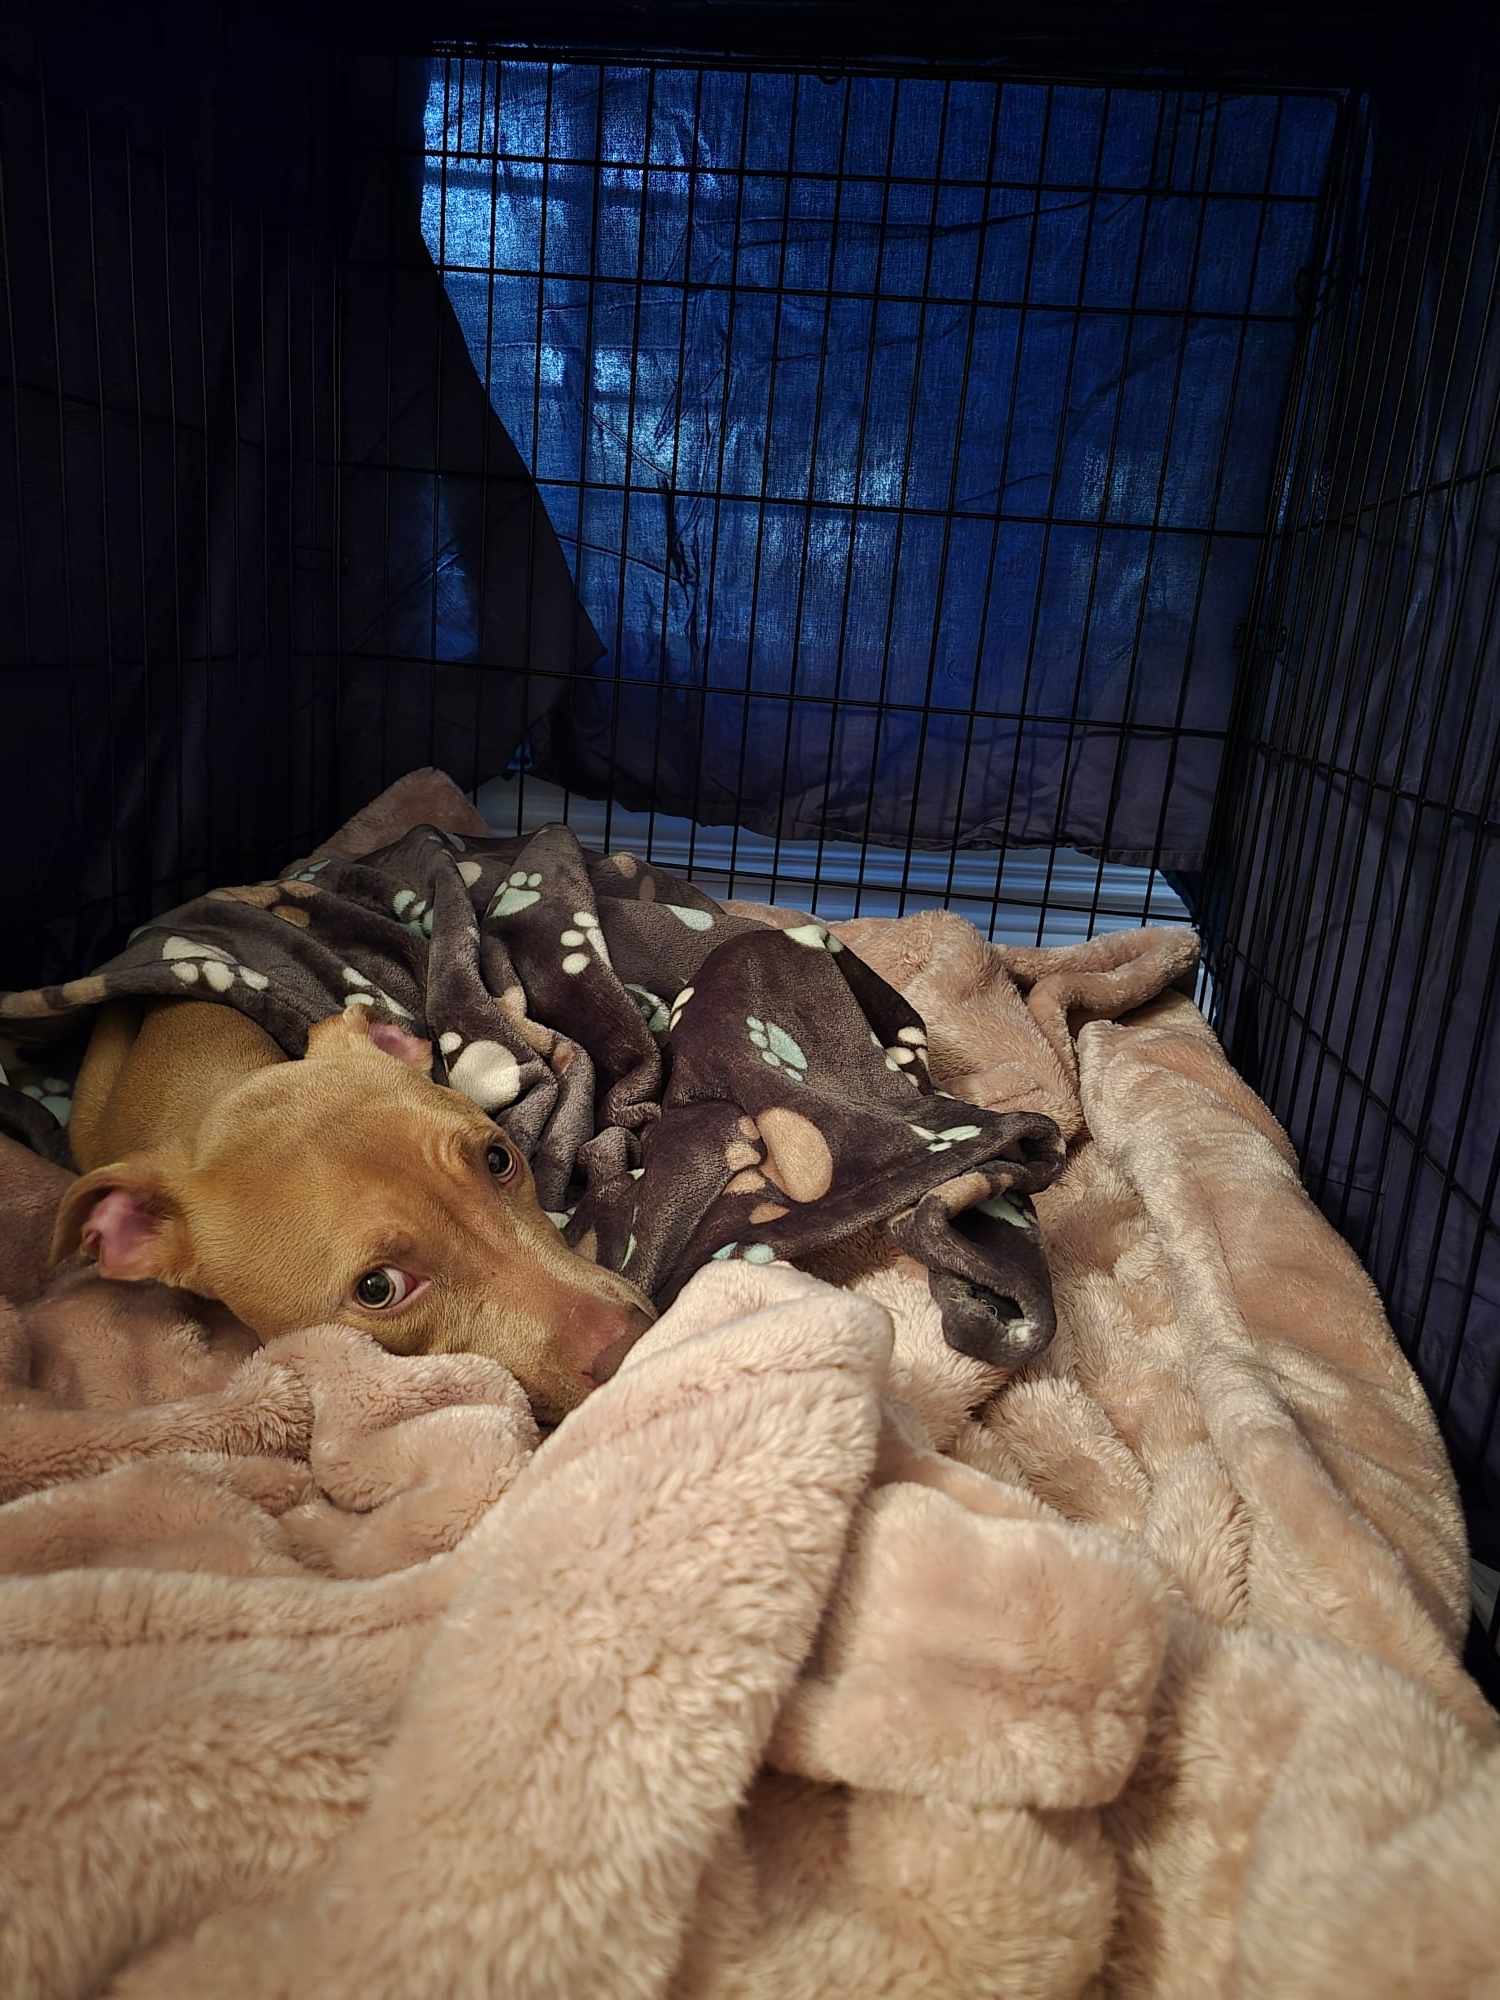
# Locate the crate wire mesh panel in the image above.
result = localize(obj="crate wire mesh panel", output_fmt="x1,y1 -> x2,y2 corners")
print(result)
6,19 -> 1500,1670
414,54 -> 1342,956
1210,88 -> 1500,1600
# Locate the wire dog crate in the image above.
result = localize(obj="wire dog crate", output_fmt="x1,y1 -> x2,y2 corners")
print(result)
2,6 -> 1499,1675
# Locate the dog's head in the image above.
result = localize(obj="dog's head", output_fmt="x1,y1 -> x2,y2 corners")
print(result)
49,1008 -> 653,1422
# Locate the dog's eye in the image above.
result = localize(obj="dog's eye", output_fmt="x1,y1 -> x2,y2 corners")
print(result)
354,1266 -> 411,1310
486,1141 -> 516,1181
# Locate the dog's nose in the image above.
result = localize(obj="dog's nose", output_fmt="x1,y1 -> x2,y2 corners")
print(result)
582,1304 -> 655,1388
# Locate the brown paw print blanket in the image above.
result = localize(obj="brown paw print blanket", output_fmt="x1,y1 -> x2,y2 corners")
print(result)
0,823 -> 1063,1366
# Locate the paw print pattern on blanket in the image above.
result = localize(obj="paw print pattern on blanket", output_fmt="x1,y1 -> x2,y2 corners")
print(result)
976,1190 -> 1031,1227
393,889 -> 434,939
19,1074 -> 73,1124
625,985 -> 670,1033
782,921 -> 845,953
436,1031 -> 522,1111
207,880 -> 322,928
398,859 -> 483,935
747,1015 -> 807,1082
489,870 -> 543,919
909,1119 -> 984,1154
341,966 -> 414,1022
161,936 -> 271,995
871,1023 -> 928,1084
710,1240 -> 777,1264
722,1120 -> 769,1198
720,1108 -> 831,1206
560,910 -> 610,976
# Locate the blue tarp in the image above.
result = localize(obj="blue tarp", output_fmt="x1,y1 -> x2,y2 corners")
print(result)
424,61 -> 1339,861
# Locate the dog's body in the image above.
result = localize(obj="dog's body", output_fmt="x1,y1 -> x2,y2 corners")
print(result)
55,998 -> 653,1422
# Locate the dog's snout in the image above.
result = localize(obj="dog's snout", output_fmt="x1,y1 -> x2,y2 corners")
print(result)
581,1302 -> 655,1388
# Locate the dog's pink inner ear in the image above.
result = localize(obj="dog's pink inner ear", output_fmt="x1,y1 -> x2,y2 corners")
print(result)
82,1188 -> 172,1281
367,1021 -> 433,1072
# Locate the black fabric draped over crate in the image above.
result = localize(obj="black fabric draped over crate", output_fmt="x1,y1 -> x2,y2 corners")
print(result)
1204,82 -> 1500,1561
0,2 -> 592,989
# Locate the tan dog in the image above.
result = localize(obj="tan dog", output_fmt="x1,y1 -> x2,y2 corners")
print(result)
51,998 -> 654,1422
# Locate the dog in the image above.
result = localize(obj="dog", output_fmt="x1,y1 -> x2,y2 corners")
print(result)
50,998 -> 655,1423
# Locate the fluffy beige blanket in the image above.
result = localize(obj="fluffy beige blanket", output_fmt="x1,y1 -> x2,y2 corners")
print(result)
2,781 -> 1495,1998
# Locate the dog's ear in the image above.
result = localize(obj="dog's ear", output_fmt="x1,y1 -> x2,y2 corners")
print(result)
306,1006 -> 432,1074
49,1157 -> 195,1283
